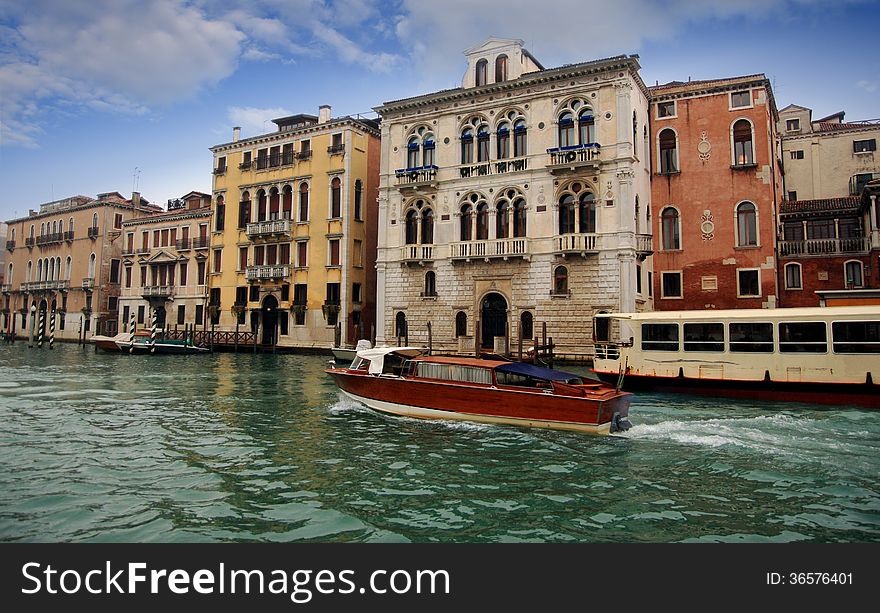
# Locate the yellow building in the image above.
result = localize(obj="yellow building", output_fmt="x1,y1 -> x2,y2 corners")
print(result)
209,107 -> 380,349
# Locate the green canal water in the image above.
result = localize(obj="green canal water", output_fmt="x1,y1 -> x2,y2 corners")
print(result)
0,343 -> 877,543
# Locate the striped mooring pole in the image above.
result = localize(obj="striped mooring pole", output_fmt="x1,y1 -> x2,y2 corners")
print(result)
150,308 -> 157,353
129,311 -> 136,354
49,307 -> 55,350
37,309 -> 45,349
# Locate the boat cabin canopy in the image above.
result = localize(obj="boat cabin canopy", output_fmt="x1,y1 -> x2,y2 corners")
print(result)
495,362 -> 583,383
353,346 -> 426,375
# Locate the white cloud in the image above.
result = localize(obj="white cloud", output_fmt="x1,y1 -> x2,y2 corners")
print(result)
856,80 -> 877,93
227,106 -> 292,137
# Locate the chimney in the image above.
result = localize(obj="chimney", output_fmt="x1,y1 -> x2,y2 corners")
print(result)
318,105 -> 331,124
232,126 -> 241,142
132,191 -> 141,207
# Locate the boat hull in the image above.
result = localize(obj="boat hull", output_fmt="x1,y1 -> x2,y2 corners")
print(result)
593,370 -> 879,409
328,369 -> 630,435
116,341 -> 209,354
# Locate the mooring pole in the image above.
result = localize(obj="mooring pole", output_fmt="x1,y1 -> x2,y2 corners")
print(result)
49,307 -> 55,350
37,307 -> 44,349
150,308 -> 157,353
427,321 -> 432,356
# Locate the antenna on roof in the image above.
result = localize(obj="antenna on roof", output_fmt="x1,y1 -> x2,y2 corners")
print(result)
133,167 -> 141,192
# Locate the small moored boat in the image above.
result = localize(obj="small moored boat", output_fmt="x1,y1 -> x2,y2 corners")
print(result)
91,332 -> 132,352
115,331 -> 209,354
326,347 -> 632,434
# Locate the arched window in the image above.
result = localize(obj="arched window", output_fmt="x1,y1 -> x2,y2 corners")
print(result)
559,194 -> 576,234
475,58 -> 488,86
40,223 -> 45,237
354,180 -> 363,221
513,198 -> 527,238
553,266 -> 569,295
69,218 -> 74,234
6,263 -> 11,284
10,228 -> 14,242
460,204 -> 473,241
476,123 -> 490,162
476,203 -> 489,240
238,191 -> 251,228
513,119 -> 527,157
88,253 -> 96,278
52,221 -> 57,235
29,225 -> 34,239
424,271 -> 436,297
49,258 -> 55,281
65,257 -> 72,281
558,111 -> 575,148
257,189 -> 267,221
520,311 -> 533,342
659,128 -> 678,173
733,119 -> 754,166
496,201 -> 510,239
461,127 -> 474,164
299,183 -> 309,222
661,207 -> 681,250
331,177 -> 341,218
421,208 -> 434,244
845,260 -> 864,288
269,187 -> 280,219
405,209 -> 418,245
92,213 -> 98,229
495,54 -> 508,82
784,263 -> 802,289
282,185 -> 293,219
578,192 -> 596,234
27,260 -> 32,282
455,311 -> 467,338
579,109 -> 595,144
215,195 -> 225,231
497,121 -> 510,159
407,136 -> 420,168
736,201 -> 758,246
395,311 -> 407,339
37,259 -> 42,281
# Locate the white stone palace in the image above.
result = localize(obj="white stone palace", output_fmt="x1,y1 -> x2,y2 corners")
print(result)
374,38 -> 653,358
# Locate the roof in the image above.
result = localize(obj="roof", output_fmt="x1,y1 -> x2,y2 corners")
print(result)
649,73 -> 767,93
495,362 -> 583,382
415,355 -> 508,368
779,197 -> 861,215
596,305 -> 880,321
813,121 -> 878,133
814,110 -> 845,123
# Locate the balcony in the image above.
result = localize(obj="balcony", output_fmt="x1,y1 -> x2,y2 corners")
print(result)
246,265 -> 291,281
64,231 -> 74,242
494,157 -> 528,174
247,219 -> 292,239
21,280 -> 70,292
779,237 -> 870,257
239,160 -> 252,171
296,150 -> 312,161
25,237 -> 35,248
82,277 -> 95,290
1,284 -> 13,293
546,144 -> 601,173
213,166 -> 227,175
401,244 -> 434,264
87,226 -> 99,239
5,240 -> 14,251
636,233 -> 654,256
136,247 -> 151,255
142,285 -> 174,299
555,233 -> 600,256
395,166 -> 439,191
36,233 -> 63,246
175,239 -> 191,251
327,144 -> 345,156
458,162 -> 492,179
192,237 -> 210,249
450,237 -> 529,261
122,246 -> 136,256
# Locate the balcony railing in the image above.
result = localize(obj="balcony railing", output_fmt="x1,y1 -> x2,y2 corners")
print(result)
459,162 -> 492,178
779,236 -> 870,257
82,277 -> 95,290
296,150 -> 312,161
450,237 -> 529,261
175,239 -> 191,251
246,219 -> 292,238
1,283 -> 12,293
25,237 -> 35,248
136,247 -> 151,255
192,237 -> 210,249
555,233 -> 600,254
636,233 -> 653,254
246,265 -> 291,281
36,233 -> 63,246
5,240 -> 14,251
546,143 -> 601,170
213,166 -> 227,175
239,160 -> 252,170
142,285 -> 174,299
327,144 -> 345,156
395,166 -> 439,187
64,231 -> 74,242
401,244 -> 434,263
21,280 -> 70,292
87,226 -> 99,239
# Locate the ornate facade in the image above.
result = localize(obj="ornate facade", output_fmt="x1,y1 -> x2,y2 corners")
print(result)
375,38 -> 652,358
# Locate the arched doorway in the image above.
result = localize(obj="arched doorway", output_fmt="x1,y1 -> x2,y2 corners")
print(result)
480,292 -> 507,349
261,295 -> 278,346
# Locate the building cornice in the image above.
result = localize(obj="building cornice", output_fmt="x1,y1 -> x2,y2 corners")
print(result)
6,201 -> 162,225
210,117 -> 380,154
121,208 -> 213,228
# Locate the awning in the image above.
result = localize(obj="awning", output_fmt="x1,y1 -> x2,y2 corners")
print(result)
495,362 -> 582,382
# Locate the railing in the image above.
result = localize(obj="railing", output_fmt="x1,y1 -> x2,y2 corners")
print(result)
165,329 -> 257,347
5,240 -> 14,251
246,265 -> 290,281
239,161 -> 252,170
296,150 -> 312,161
450,237 -> 529,260
192,236 -> 210,249
547,143 -> 601,167
87,226 -> 99,239
122,246 -> 136,256
21,280 -> 70,292
0,284 -> 12,293
136,247 -> 151,255
36,233 -> 63,245
175,239 -> 191,250
327,144 -> 345,156
143,285 -> 174,298
395,166 -> 438,186
458,162 -> 492,178
494,157 -> 528,174
247,219 -> 292,238
636,233 -> 653,253
213,166 -> 226,175
255,157 -> 269,170
64,231 -> 74,241
401,245 -> 434,262
779,236 -> 870,257
594,342 -> 621,360
25,237 -> 35,248
555,233 -> 600,254
82,277 -> 95,290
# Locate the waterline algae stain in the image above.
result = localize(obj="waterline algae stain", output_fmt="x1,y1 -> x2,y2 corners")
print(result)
0,344 -> 877,542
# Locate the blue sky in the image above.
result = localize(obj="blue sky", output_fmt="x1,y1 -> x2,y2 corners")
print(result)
1,0 -> 877,221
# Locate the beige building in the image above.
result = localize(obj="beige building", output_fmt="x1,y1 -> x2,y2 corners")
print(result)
375,38 -> 653,358
3,192 -> 163,340
117,192 -> 212,334
778,106 -> 880,201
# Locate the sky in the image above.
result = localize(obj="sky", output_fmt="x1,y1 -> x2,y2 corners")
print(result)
0,0 -> 878,221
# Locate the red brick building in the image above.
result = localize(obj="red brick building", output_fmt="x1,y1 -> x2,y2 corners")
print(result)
648,75 -> 782,310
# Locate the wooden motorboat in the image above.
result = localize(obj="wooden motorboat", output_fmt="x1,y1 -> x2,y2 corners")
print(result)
115,331 -> 209,354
